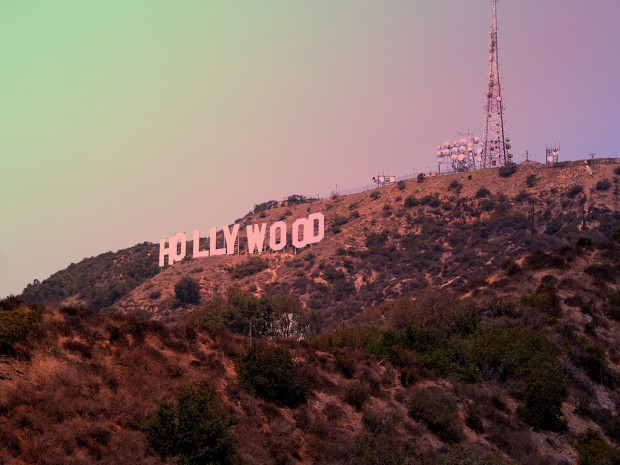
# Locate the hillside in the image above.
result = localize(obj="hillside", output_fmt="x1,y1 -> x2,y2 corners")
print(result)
22,160 -> 619,325
3,158 -> 620,465
106,160 -> 620,322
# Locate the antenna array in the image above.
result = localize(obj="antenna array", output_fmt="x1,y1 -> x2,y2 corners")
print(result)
481,0 -> 511,168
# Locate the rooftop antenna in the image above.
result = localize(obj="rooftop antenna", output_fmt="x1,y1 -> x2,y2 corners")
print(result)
482,0 -> 512,168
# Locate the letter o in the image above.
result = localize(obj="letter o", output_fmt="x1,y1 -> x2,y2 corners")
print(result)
269,221 -> 287,251
292,218 -> 311,248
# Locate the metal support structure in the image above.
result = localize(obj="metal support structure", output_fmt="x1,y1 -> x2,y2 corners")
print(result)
481,0 -> 512,168
545,144 -> 560,165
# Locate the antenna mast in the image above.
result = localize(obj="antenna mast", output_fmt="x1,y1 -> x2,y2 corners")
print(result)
482,0 -> 511,168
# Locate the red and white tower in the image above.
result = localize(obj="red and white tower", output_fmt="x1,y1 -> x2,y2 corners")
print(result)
482,0 -> 512,167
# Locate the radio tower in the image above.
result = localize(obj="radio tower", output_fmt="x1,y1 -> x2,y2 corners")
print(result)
482,0 -> 511,168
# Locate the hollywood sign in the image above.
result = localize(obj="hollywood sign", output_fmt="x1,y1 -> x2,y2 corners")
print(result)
159,212 -> 325,267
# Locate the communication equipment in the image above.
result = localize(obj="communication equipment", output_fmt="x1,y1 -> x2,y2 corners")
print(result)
481,0 -> 511,168
435,131 -> 481,173
545,145 -> 560,165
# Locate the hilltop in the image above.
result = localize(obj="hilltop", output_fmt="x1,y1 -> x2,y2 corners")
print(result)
2,158 -> 619,465
22,159 -> 619,324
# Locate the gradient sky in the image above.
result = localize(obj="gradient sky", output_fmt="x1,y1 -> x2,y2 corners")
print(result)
1,1 -> 619,297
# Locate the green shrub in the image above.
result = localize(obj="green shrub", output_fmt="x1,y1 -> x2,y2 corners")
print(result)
238,345 -> 308,407
568,184 -> 584,198
571,341 -> 606,383
596,179 -> 612,191
584,264 -> 616,282
524,250 -> 566,270
417,173 -> 425,182
615,167 -> 620,176
0,295 -> 24,311
404,195 -> 419,208
286,194 -> 309,206
330,214 -> 348,234
545,218 -> 563,235
526,174 -> 538,188
475,187 -> 491,198
520,285 -> 561,317
612,226 -> 620,244
323,325 -> 384,353
436,444 -> 507,465
344,379 -> 370,411
420,195 -> 441,207
253,200 -> 278,214
370,191 -> 381,200
0,307 -> 42,353
577,429 -> 620,465
197,287 -> 316,340
577,237 -> 593,246
397,180 -> 406,190
520,366 -> 568,431
466,326 -> 556,384
464,307 -> 565,433
144,387 -> 235,465
227,256 -> 269,279
408,386 -> 463,442
498,163 -> 516,178
174,276 -> 201,305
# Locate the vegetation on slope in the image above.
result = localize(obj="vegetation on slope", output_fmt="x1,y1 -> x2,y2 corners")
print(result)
2,159 -> 620,464
21,242 -> 160,311
2,225 -> 620,465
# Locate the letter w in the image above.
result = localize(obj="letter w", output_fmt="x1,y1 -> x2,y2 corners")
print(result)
246,223 -> 267,254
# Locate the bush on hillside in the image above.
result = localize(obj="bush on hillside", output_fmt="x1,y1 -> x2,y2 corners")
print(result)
520,366 -> 568,431
344,379 -> 371,411
174,276 -> 201,305
466,326 -> 557,385
577,429 -> 620,465
524,250 -> 566,270
0,295 -> 24,311
227,256 -> 269,279
584,264 -> 616,282
408,386 -> 463,442
404,195 -> 420,208
0,306 -> 42,354
545,218 -> 563,235
436,444 -> 507,465
498,164 -> 516,178
567,184 -> 584,198
596,179 -> 612,191
330,215 -> 349,234
475,187 -> 491,199
449,180 -> 462,192
252,200 -> 278,214
196,287 -> 319,340
238,345 -> 309,408
526,174 -> 538,188
144,387 -> 235,465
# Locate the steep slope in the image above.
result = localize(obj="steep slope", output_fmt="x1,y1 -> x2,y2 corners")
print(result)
2,158 -> 620,465
113,159 -> 620,324
21,242 -> 160,311
2,234 -> 620,465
